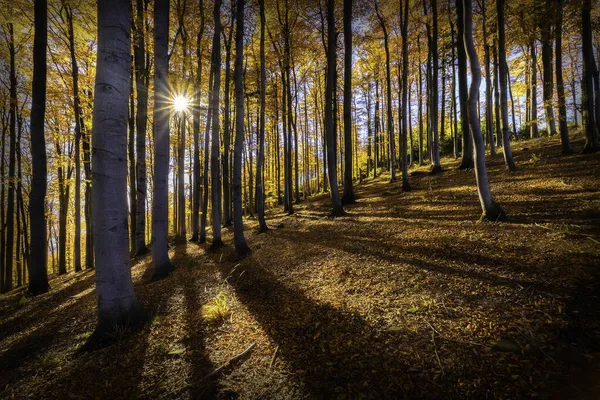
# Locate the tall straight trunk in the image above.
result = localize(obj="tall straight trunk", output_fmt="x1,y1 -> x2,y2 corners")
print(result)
493,43 -> 501,147
87,0 -> 143,345
222,12 -> 234,227
134,0 -> 149,254
508,69 -> 518,134
129,69 -> 136,251
541,1 -> 557,136
256,0 -> 268,232
456,0 -> 473,169
28,0 -> 49,295
375,2 -> 395,181
569,42 -> 579,126
496,0 -> 516,171
326,0 -> 344,215
418,57 -> 424,165
210,0 -> 223,248
409,78 -> 414,164
366,86 -> 373,177
177,113 -> 186,239
374,79 -> 380,172
582,0 -> 600,152
400,0 -> 411,191
429,0 -> 441,172
450,21 -> 459,158
232,0 -> 250,255
482,0 -> 495,156
342,0 -> 355,203
191,0 -> 205,242
4,23 -> 17,292
530,42 -> 539,138
57,146 -> 69,275
463,0 -> 506,221
152,0 -> 174,278
555,0 -> 570,153
1,103 -> 7,291
66,6 -> 83,272
200,67 -> 213,242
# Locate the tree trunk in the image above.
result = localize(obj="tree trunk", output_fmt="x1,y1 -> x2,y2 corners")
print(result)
463,0 -> 506,221
210,0 -> 223,248
429,0 -> 441,173
88,0 -> 144,346
222,11 -> 234,227
400,0 -> 411,191
342,0 -> 355,203
482,0 -> 496,156
326,0 -> 344,216
256,0 -> 268,232
28,0 -> 49,295
554,0 -> 570,153
530,42 -> 539,138
152,0 -> 174,278
541,0 -> 557,136
496,0 -> 516,171
582,0 -> 600,152
456,0 -> 473,169
232,0 -> 250,255
134,0 -> 149,253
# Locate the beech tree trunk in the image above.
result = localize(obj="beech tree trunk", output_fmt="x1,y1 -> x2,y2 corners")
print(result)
456,0 -> 473,169
152,0 -> 174,278
400,0 -> 411,191
582,0 -> 600,152
28,0 -> 49,295
463,0 -> 506,221
555,0 -> 570,154
89,0 -> 143,342
256,0 -> 268,232
342,0 -> 355,204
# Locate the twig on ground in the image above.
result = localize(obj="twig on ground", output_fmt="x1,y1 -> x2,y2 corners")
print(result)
269,345 -> 279,368
202,343 -> 256,382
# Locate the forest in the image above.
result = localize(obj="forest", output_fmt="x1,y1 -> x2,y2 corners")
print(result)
0,0 -> 599,397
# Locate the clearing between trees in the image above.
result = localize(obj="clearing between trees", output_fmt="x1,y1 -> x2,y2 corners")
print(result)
1,133 -> 599,399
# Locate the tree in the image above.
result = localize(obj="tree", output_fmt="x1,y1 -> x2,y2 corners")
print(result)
463,0 -> 506,221
481,0 -> 496,156
232,0 -> 250,256
134,0 -> 149,254
496,0 -> 516,171
28,0 -> 50,295
530,42 -> 539,138
399,0 -> 410,191
456,0 -> 473,170
554,0 -> 570,154
428,0 -> 442,173
326,0 -> 344,216
341,0 -> 355,204
152,0 -> 174,279
87,0 -> 145,347
540,0 -> 557,136
256,0 -> 268,233
210,0 -> 224,248
581,0 -> 599,153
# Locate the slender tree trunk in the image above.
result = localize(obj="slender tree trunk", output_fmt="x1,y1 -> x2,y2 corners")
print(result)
482,0 -> 496,156
541,0 -> 557,136
429,0 -> 441,172
129,68 -> 136,251
210,0 -> 223,248
342,0 -> 355,203
133,0 -> 149,253
200,67 -> 213,243
87,0 -> 144,347
222,14 -> 234,227
554,0 -> 570,153
530,42 -> 539,138
256,0 -> 268,232
496,0 -> 516,171
457,0 -> 473,169
582,0 -> 600,152
400,0 -> 411,190
28,0 -> 49,295
233,0 -> 250,255
326,0 -> 344,215
152,0 -> 174,278
463,0 -> 506,221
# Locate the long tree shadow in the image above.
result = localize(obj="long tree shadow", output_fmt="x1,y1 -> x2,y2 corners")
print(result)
217,256 -> 481,398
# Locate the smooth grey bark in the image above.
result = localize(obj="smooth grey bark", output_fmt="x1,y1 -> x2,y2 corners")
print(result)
134,0 -> 149,254
400,0 -> 410,191
222,5 -> 234,227
582,0 -> 600,152
342,0 -> 355,204
530,42 -> 539,138
456,0 -> 473,169
210,0 -> 224,248
429,0 -> 441,173
463,0 -> 506,221
233,0 -> 250,256
88,0 -> 144,345
496,0 -> 516,171
199,67 -> 213,243
326,0 -> 344,216
152,0 -> 174,278
256,0 -> 268,232
541,0 -> 557,136
555,0 -> 571,154
191,0 -> 205,242
375,1 -> 396,181
28,0 -> 49,295
482,0 -> 496,156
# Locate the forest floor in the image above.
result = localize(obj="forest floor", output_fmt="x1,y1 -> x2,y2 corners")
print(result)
1,133 -> 600,399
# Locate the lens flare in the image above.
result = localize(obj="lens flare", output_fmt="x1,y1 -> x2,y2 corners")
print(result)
173,95 -> 189,112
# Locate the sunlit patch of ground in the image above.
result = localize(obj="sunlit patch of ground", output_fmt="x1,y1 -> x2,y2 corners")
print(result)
1,132 -> 599,399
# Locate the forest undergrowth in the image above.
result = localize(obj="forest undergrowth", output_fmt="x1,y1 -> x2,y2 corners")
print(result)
1,133 -> 599,399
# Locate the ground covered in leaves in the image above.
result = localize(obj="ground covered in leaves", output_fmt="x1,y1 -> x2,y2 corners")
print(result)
1,133 -> 600,399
